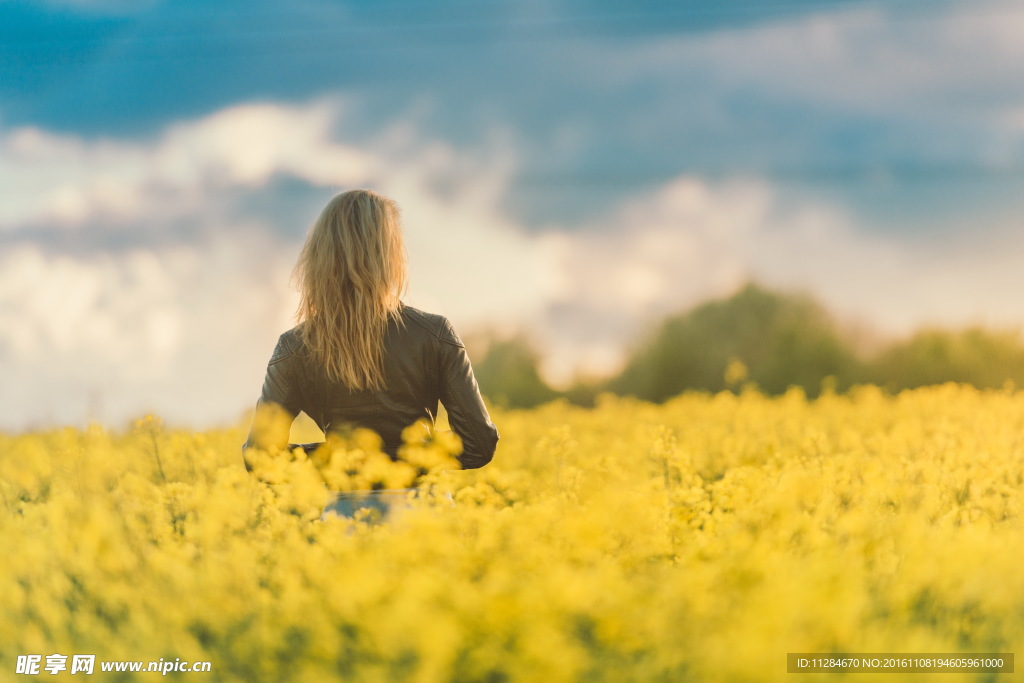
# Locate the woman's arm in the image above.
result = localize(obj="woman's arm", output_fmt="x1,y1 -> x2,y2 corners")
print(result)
242,334 -> 302,468
437,318 -> 499,469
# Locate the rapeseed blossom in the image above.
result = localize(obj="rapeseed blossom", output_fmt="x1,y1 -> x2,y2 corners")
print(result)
0,385 -> 1021,681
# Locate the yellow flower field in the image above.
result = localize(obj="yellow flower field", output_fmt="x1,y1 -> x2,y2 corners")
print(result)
1,384 -> 1021,682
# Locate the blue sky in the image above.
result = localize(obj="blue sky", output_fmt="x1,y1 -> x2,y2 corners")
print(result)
3,0 -> 1024,428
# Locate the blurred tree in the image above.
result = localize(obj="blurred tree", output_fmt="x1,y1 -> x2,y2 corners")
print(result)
467,286 -> 1024,409
610,283 -> 863,400
868,327 -> 1024,391
472,336 -> 560,409
561,375 -> 605,408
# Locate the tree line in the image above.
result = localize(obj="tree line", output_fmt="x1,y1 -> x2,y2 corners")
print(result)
471,283 -> 1024,408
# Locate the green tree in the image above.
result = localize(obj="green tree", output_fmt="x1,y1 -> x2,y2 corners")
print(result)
610,283 -> 863,401
473,337 -> 559,409
868,327 -> 1024,391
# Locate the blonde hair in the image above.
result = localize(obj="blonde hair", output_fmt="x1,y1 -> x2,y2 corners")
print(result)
292,189 -> 408,390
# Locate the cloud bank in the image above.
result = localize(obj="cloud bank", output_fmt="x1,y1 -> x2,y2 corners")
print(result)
4,97 -> 1024,430
5,1 -> 1024,428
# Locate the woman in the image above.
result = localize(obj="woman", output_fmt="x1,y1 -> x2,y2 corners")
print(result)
243,189 -> 498,520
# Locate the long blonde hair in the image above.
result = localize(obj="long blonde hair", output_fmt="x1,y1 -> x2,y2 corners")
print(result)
292,189 -> 408,390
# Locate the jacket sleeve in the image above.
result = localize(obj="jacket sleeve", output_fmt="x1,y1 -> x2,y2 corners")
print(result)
242,335 -> 303,466
438,318 -> 498,469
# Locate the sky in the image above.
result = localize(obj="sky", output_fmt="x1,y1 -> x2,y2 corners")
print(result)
3,0 -> 1024,429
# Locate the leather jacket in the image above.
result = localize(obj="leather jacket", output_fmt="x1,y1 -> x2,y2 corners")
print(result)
243,304 -> 498,469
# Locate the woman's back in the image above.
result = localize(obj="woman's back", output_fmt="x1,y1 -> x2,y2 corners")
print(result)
249,303 -> 498,469
243,189 -> 497,500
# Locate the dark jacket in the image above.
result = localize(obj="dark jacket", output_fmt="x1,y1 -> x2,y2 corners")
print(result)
243,304 -> 498,469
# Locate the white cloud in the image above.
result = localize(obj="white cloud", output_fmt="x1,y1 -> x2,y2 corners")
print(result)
0,100 -> 541,328
532,175 -> 1024,385
156,101 -> 372,188
0,229 -> 298,428
595,0 -> 1024,142
0,100 -> 545,428
532,178 -> 762,380
0,100 -> 373,230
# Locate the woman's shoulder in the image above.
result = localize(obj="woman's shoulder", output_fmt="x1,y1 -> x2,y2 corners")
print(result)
400,304 -> 445,332
399,304 -> 464,348
269,325 -> 307,363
